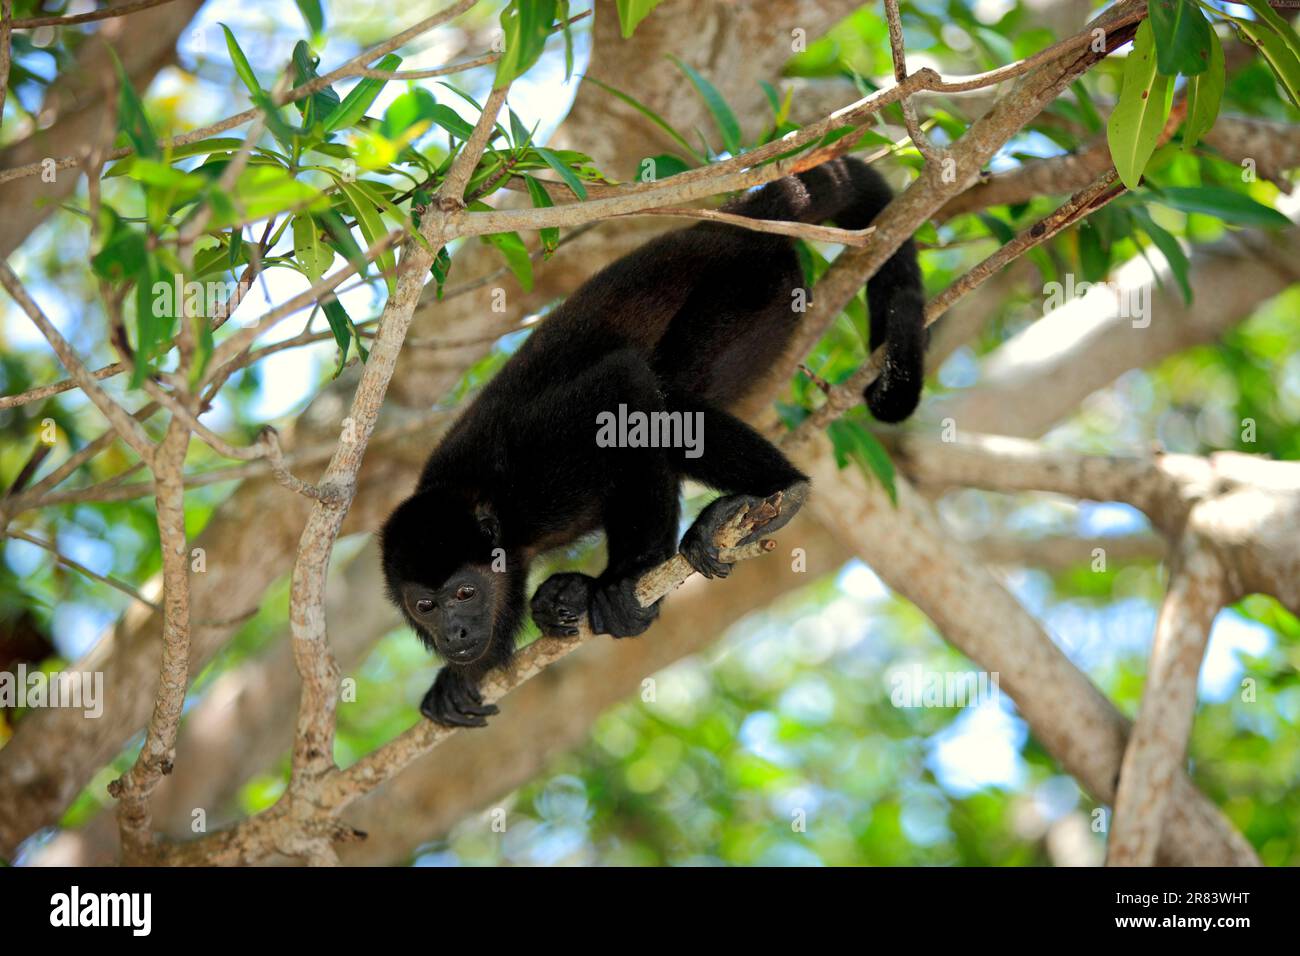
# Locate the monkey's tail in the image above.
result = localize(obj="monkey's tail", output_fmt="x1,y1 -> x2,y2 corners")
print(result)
733,156 -> 927,423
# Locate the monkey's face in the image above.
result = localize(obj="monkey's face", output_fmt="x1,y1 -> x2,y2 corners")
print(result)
380,492 -> 517,665
399,565 -> 498,664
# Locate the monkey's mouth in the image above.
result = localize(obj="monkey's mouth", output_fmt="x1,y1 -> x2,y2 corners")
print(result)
444,644 -> 487,665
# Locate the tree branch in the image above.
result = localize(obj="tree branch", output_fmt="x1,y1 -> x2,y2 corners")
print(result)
1108,539 -> 1227,866
797,435 -> 1258,865
0,260 -> 156,463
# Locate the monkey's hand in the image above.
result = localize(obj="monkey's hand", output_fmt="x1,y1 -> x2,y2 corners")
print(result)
532,572 -> 660,639
681,482 -> 810,579
420,666 -> 499,728
531,572 -> 595,638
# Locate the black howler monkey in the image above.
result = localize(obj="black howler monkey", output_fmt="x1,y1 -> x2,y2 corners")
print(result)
380,155 -> 924,727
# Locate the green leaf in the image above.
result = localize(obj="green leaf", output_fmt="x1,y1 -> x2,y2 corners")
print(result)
428,103 -> 478,139
560,0 -> 576,81
1107,20 -> 1174,190
430,245 -> 452,299
827,418 -> 897,504
350,177 -> 427,251
1071,80 -> 1104,134
132,254 -> 171,388
221,24 -> 263,99
1147,0 -> 1213,76
1131,207 -> 1192,304
321,296 -> 352,377
291,41 -> 341,129
1153,185 -> 1291,227
581,75 -> 704,162
323,54 -> 402,132
640,152 -> 691,181
1077,221 -> 1110,282
105,137 -> 245,178
508,106 -> 530,148
977,212 -> 1016,244
1228,4 -> 1300,109
1183,26 -> 1224,150
669,54 -> 742,155
292,214 -> 333,283
534,146 -> 587,200
615,0 -> 664,38
294,0 -> 324,35
316,208 -> 368,276
125,157 -> 207,193
522,174 -> 559,256
91,213 -> 147,281
480,231 -> 534,292
218,165 -> 326,228
249,88 -> 305,150
192,239 -> 242,280
339,180 -> 396,294
495,0 -> 558,87
108,49 -> 159,160
228,228 -> 244,271
382,88 -> 439,140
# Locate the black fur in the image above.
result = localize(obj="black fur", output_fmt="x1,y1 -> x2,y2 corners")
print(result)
380,156 -> 925,726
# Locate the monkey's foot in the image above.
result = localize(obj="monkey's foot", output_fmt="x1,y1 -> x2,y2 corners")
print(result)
680,480 -> 810,579
532,572 -> 660,639
590,576 -> 660,638
420,666 -> 499,728
531,572 -> 597,638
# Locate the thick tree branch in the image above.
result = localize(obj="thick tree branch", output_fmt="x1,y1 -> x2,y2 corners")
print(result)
930,217 -> 1300,438
1108,540 -> 1227,866
797,437 -> 1258,865
106,417 -> 192,862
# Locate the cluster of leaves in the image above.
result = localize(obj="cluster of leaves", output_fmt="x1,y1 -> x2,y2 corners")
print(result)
85,1 -> 609,382
1110,0 -> 1300,189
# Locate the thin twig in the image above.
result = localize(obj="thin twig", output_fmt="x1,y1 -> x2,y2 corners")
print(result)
4,528 -> 159,609
0,260 -> 156,463
346,10 -> 591,81
611,206 -> 876,245
12,0 -> 180,29
782,170 -> 1126,449
883,0 -> 941,163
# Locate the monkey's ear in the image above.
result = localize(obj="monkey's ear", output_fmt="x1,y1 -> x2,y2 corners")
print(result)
475,503 -> 500,545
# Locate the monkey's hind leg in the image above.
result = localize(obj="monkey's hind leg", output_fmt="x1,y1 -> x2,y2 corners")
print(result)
669,395 -> 810,579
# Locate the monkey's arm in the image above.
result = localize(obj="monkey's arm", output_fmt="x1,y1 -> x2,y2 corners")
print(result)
529,351 -> 683,639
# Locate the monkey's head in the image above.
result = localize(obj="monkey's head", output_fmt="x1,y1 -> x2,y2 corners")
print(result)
379,490 -> 524,666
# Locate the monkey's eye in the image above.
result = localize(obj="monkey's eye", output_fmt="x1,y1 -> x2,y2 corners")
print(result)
455,585 -> 477,602
414,598 -> 434,614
